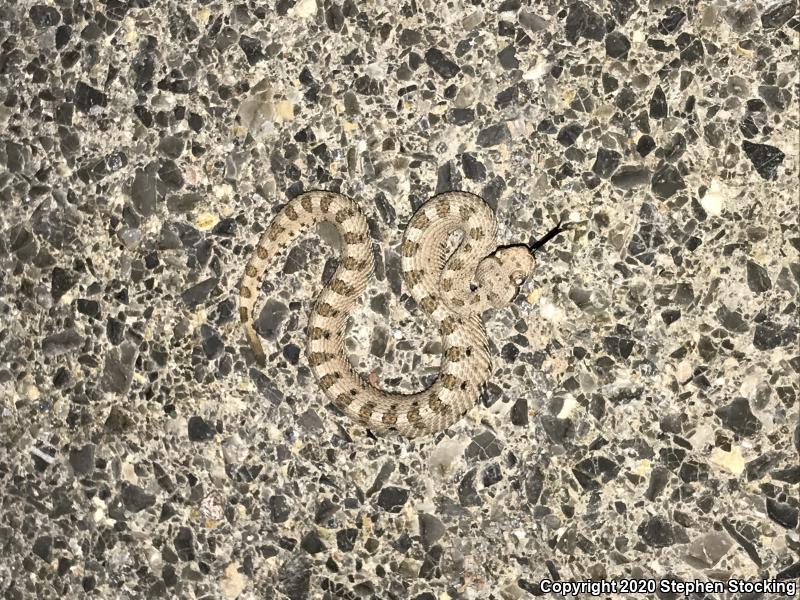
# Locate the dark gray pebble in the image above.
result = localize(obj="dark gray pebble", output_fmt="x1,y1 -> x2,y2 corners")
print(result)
753,321 -> 797,350
476,123 -> 511,147
592,148 -> 621,178
766,498 -> 798,529
300,530 -> 325,554
564,2 -> 605,44
101,342 -> 137,394
424,48 -> 460,79
611,166 -> 651,189
419,513 -> 445,547
181,277 -> 218,308
510,397 -> 528,426
42,329 -> 83,356
458,468 -> 482,507
637,515 -> 675,547
651,164 -> 686,198
649,86 -> 668,119
465,430 -> 502,460
715,397 -> 762,436
761,1 -> 796,29
255,298 -> 289,340
746,259 -> 771,293
29,5 -> 61,27
121,483 -> 156,513
187,416 -> 216,442
74,81 -> 107,113
605,31 -> 630,58
270,495 -> 292,523
32,536 -> 53,561
376,486 -> 409,512
174,527 -> 195,561
69,444 -> 95,474
278,554 -> 312,600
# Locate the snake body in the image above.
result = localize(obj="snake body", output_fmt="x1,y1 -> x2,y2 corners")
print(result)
240,191 -> 535,437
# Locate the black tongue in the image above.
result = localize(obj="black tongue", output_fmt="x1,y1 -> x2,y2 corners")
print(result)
529,221 -> 572,252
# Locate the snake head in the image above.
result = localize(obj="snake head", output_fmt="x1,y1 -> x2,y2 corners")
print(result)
474,245 -> 535,309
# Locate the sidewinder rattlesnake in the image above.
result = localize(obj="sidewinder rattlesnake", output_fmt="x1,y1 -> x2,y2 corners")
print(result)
240,190 -> 561,437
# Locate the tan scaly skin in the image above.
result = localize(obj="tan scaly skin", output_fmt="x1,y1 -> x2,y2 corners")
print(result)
240,190 -> 550,437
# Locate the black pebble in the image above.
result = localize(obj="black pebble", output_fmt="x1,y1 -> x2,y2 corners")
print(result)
76,298 -> 101,318
572,455 -> 620,490
638,516 -> 675,547
187,416 -> 216,441
746,260 -> 771,293
649,85 -> 668,119
212,218 -> 236,236
510,397 -> 528,426
283,343 -> 301,365
637,135 -> 656,157
424,48 -> 460,79
482,463 -> 503,487
74,81 -> 108,113
742,140 -> 785,181
106,316 -> 125,345
659,7 -> 686,33
501,342 -> 519,362
557,123 -> 583,147
465,430 -> 502,460
336,528 -> 358,551
270,495 -> 291,522
603,334 -> 634,358
51,266 -> 76,301
238,35 -> 266,64
376,486 -> 409,512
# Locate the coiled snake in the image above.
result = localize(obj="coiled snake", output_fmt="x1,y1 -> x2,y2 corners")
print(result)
240,190 -> 564,437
